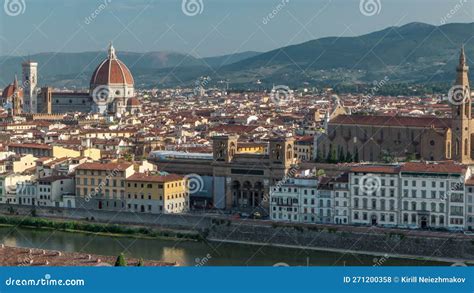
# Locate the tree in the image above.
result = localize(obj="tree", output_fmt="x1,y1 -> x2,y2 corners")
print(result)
137,258 -> 144,267
338,146 -> 345,163
326,144 -> 333,162
405,153 -> 416,162
380,150 -> 395,163
345,150 -> 353,163
114,253 -> 127,267
315,148 -> 323,163
354,148 -> 360,163
328,144 -> 337,163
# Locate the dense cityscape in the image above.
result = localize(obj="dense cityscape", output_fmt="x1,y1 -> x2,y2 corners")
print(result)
0,1 -> 473,281
0,43 -> 472,233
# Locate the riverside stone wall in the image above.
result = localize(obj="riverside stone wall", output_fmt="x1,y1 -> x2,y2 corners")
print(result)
207,222 -> 474,260
0,204 -> 212,230
1,203 -> 473,260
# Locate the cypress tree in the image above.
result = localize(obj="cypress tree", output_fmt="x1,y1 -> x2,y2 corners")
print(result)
329,145 -> 337,163
326,144 -> 333,162
114,253 -> 127,267
338,147 -> 345,163
354,148 -> 359,162
345,150 -> 353,163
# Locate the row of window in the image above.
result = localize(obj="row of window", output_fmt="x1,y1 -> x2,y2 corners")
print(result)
77,177 -> 125,188
354,198 -> 396,210
272,197 -> 331,207
353,187 -> 396,197
353,212 -> 395,223
273,187 -> 317,195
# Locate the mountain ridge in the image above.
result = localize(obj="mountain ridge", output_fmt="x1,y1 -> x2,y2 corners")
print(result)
1,22 -> 473,89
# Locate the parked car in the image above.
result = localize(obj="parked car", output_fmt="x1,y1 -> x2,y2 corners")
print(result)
239,212 -> 250,218
252,212 -> 262,219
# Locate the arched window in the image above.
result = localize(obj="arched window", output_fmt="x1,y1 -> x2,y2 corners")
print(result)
465,138 -> 469,156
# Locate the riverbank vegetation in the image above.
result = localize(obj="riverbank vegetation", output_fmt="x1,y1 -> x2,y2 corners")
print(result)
0,215 -> 203,241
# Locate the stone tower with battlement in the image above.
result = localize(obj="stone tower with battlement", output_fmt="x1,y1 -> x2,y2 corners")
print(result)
22,60 -> 38,113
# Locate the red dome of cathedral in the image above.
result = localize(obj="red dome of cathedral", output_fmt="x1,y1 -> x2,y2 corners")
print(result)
90,44 -> 134,86
2,76 -> 23,99
127,97 -> 140,106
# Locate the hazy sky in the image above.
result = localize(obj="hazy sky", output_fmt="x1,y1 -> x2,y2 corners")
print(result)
0,0 -> 473,57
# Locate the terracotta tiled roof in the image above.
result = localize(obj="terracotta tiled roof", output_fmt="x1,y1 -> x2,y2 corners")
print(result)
90,58 -> 134,86
331,115 -> 451,129
400,162 -> 465,174
76,162 -> 132,171
0,246 -> 174,266
209,124 -> 258,134
127,97 -> 140,106
8,143 -> 52,150
350,165 -> 400,174
126,173 -> 184,183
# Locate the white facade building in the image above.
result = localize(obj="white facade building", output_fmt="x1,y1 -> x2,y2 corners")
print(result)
464,180 -> 474,231
37,176 -> 75,207
350,166 -> 400,227
270,175 -> 337,224
334,174 -> 350,224
269,162 -> 473,232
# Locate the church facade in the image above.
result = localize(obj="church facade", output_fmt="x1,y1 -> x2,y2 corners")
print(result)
317,47 -> 471,164
17,43 -> 139,116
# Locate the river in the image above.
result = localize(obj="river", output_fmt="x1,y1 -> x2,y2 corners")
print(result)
0,226 -> 447,266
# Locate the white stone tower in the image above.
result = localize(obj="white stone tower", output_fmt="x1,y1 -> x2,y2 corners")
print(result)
22,61 -> 38,113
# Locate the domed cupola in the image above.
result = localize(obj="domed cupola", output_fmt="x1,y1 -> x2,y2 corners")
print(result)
90,43 -> 135,115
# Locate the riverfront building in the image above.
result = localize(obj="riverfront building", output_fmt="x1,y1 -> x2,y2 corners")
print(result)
75,162 -> 134,210
149,135 -> 298,214
270,176 -> 319,223
74,161 -> 189,214
465,178 -> 474,231
125,173 -> 188,214
270,161 -> 474,231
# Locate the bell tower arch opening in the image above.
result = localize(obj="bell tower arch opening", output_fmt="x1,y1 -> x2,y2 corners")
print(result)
451,46 -> 472,164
